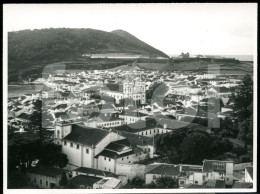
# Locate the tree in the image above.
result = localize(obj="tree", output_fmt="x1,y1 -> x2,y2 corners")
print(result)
180,131 -> 211,164
155,176 -> 178,188
233,147 -> 247,161
59,172 -> 68,186
234,74 -> 253,119
129,177 -> 145,188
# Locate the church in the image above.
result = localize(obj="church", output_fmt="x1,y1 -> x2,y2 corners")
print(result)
101,73 -> 146,105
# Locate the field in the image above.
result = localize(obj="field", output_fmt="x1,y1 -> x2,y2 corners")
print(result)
8,85 -> 43,98
137,60 -> 253,75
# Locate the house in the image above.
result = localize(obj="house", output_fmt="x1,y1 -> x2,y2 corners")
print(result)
202,159 -> 234,186
145,163 -> 179,184
93,177 -> 122,189
244,167 -> 253,183
118,111 -> 148,124
27,166 -> 63,189
112,118 -> 171,137
95,138 -> 147,173
83,112 -> 124,128
72,167 -> 118,179
68,175 -> 102,189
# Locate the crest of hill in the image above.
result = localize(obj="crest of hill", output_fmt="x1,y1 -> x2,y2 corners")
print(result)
8,28 -> 169,66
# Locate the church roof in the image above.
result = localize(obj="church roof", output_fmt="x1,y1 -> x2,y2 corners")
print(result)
63,124 -> 110,146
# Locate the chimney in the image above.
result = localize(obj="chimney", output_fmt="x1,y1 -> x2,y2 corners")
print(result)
163,123 -> 167,129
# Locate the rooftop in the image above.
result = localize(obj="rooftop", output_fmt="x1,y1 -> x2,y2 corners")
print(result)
73,167 -> 117,178
69,175 -> 102,186
145,164 -> 180,176
63,124 -> 109,146
27,166 -> 63,177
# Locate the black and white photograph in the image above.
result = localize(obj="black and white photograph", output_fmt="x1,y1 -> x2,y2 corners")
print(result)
3,3 -> 257,193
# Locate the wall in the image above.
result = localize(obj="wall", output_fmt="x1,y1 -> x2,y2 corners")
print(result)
187,172 -> 205,185
27,173 -> 61,189
97,156 -> 116,173
62,140 -> 85,167
115,163 -> 146,180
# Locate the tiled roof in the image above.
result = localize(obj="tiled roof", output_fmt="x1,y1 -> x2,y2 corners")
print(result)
69,175 -> 102,186
120,111 -> 148,117
205,179 -> 225,188
27,166 -> 63,177
105,139 -> 131,152
17,113 -> 31,120
232,181 -> 253,188
104,84 -> 123,92
74,167 -> 117,178
145,164 -> 180,176
95,149 -> 134,159
112,118 -> 158,133
63,124 -> 109,146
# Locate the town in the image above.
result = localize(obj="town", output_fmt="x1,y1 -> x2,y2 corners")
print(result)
7,63 -> 253,189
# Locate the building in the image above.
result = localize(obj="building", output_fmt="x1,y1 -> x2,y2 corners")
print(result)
68,175 -> 102,189
145,163 -> 180,184
101,75 -> 146,105
202,159 -> 234,186
83,112 -> 124,128
54,122 -> 125,169
27,166 -> 63,189
93,178 -> 122,189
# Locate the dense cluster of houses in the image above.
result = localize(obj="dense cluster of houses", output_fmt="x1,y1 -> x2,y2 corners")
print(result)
8,66 -> 253,189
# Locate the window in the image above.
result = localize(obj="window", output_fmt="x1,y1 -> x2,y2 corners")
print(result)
76,172 -> 78,175
105,167 -> 106,170
127,156 -> 129,159
154,129 -> 156,133
104,157 -> 106,160
195,181 -> 198,184
148,148 -> 150,152
146,131 -> 147,135
141,132 -> 143,135
109,158 -> 111,162
122,158 -> 124,161
86,148 -> 89,154
109,169 -> 111,172
227,178 -> 229,181
70,142 -> 73,147
76,144 -> 79,149
46,181 -> 48,186
129,161 -> 131,163
64,141 -> 67,146
150,130 -> 151,134
40,179 -> 42,185
180,181 -> 184,185
153,175 -> 156,180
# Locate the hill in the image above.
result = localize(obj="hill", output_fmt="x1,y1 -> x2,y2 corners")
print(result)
8,28 -> 169,83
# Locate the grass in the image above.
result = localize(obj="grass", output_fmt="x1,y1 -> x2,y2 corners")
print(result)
137,60 -> 253,75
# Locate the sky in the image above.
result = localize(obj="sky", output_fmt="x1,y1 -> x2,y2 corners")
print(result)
3,3 -> 257,56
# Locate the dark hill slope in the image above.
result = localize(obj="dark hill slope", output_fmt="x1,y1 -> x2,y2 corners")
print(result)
111,29 -> 168,58
8,28 -> 169,68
